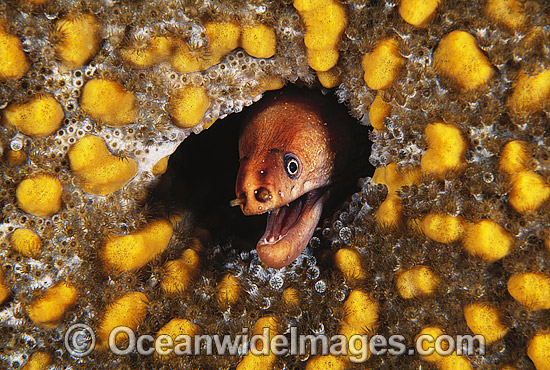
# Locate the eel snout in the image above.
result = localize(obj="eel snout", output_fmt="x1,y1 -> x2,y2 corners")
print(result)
232,163 -> 328,268
231,90 -> 351,269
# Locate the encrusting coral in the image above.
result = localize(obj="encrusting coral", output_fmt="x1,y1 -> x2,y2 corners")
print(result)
0,0 -> 549,369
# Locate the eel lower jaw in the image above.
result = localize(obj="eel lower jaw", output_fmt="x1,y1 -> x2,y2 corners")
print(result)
256,188 -> 328,269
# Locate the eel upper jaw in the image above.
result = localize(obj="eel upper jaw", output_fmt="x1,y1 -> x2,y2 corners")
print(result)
256,187 -> 328,269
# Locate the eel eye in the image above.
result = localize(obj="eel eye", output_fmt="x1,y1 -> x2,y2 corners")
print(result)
284,153 -> 301,179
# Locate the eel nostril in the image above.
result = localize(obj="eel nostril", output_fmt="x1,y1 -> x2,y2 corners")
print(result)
229,193 -> 246,207
254,187 -> 271,203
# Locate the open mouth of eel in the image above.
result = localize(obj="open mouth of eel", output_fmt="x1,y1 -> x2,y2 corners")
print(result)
255,188 -> 328,269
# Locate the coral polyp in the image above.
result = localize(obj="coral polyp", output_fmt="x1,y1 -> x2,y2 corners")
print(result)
0,0 -> 549,369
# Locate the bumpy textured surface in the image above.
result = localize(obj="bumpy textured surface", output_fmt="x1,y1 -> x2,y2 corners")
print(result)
1,0 -> 549,369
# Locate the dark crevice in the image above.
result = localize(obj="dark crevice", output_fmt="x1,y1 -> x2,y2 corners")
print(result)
151,85 -> 374,251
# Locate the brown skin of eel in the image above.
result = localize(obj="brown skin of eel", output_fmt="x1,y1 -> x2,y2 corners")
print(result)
232,92 -> 352,269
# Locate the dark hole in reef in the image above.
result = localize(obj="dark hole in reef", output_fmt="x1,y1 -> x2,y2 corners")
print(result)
152,85 -> 374,251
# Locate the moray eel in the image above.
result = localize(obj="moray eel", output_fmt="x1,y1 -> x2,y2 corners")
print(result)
231,91 -> 355,269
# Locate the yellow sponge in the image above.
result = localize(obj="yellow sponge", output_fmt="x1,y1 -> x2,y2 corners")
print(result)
337,290 -> 378,363
152,156 -> 170,176
248,76 -> 285,99
16,174 -> 63,218
499,140 -> 550,213
417,326 -> 475,369
282,287 -> 300,306
334,248 -> 366,283
27,281 -> 78,328
10,228 -> 42,258
486,0 -> 527,30
80,79 -> 137,126
68,135 -> 138,195
462,220 -> 513,262
21,351 -> 52,370
305,355 -> 347,370
169,85 -> 210,129
155,318 -> 201,360
121,36 -> 173,68
102,219 -> 173,272
55,13 -> 101,69
295,0 -> 347,72
416,326 -> 445,364
376,163 -> 422,193
361,38 -> 405,90
507,70 -> 550,116
301,2 -> 347,51
375,194 -> 403,228
420,213 -> 465,244
396,265 -> 440,298
433,31 -> 495,90
203,22 -> 241,69
172,20 -> 255,72
317,68 -> 341,88
499,140 -> 532,175
399,0 -> 440,27
294,0 -> 330,12
528,333 -> 550,370
241,24 -> 277,59
217,273 -> 241,308
373,163 -> 421,228
369,92 -> 392,131
342,289 -> 378,334
508,272 -> 550,310
438,353 -> 473,370
96,292 -> 149,348
206,22 -> 241,53
2,95 -> 64,137
236,316 -> 278,370
463,303 -> 508,344
0,24 -> 29,80
161,248 -> 201,294
307,48 -> 340,72
508,171 -> 550,213
0,270 -> 10,305
420,122 -> 466,179
156,317 -> 201,340
172,41 -> 204,73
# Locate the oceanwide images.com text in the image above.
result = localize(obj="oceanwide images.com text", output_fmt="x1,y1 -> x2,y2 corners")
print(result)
65,324 -> 485,362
